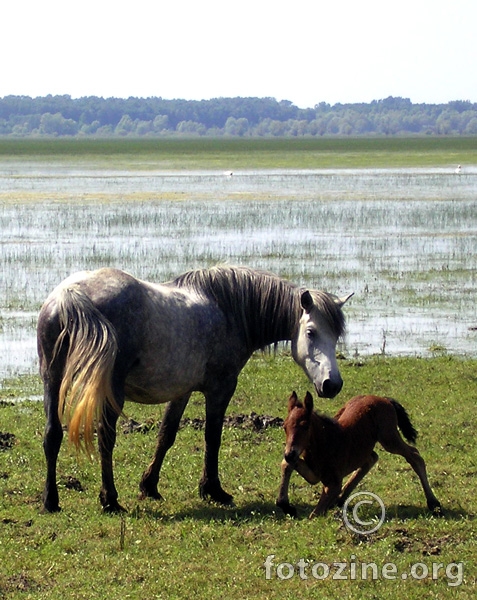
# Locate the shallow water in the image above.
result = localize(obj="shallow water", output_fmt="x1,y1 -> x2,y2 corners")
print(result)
1,166 -> 476,379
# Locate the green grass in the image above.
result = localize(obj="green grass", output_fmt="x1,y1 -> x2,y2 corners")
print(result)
0,136 -> 476,169
1,355 -> 476,598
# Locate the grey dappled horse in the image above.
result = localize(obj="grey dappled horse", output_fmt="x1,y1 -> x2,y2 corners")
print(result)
37,265 -> 351,513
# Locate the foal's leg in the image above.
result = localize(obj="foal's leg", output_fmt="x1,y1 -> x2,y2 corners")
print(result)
276,460 -> 297,517
42,377 -> 64,513
310,479 -> 343,518
199,377 -> 237,504
294,459 -> 321,485
379,434 -> 442,514
139,393 -> 191,500
277,459 -> 321,517
336,451 -> 379,507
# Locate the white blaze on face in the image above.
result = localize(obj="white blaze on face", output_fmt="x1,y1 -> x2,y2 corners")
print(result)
292,310 -> 342,398
291,290 -> 352,399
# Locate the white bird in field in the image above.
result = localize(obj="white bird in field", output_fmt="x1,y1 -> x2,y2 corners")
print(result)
455,164 -> 462,174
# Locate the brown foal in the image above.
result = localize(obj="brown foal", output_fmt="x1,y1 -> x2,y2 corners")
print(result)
277,391 -> 442,518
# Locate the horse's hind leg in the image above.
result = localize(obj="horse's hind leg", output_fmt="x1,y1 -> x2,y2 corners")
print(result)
336,451 -> 379,508
98,409 -> 124,513
139,394 -> 191,501
98,378 -> 126,513
42,378 -> 64,513
380,434 -> 442,514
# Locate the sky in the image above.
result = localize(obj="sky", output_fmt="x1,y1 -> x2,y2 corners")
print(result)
2,0 -> 476,108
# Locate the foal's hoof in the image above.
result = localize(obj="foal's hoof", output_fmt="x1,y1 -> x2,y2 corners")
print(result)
199,480 -> 234,505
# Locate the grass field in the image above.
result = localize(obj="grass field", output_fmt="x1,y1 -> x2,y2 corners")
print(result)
1,355 -> 476,599
0,136 -> 476,169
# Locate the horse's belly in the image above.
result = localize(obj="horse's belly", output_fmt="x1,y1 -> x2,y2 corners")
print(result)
124,362 -> 205,405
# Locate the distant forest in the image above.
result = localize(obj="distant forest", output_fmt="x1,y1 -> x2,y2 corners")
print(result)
1,95 -> 477,137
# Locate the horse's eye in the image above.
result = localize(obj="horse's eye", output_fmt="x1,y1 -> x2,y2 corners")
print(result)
306,328 -> 316,339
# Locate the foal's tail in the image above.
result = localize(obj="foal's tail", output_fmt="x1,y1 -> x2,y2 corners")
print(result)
389,399 -> 418,444
52,286 -> 120,456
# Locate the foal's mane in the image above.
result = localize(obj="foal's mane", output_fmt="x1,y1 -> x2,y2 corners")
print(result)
173,265 -> 345,352
310,410 -> 343,454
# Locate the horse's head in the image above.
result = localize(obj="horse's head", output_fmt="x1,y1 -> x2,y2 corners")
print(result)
291,290 -> 353,398
283,391 -> 314,465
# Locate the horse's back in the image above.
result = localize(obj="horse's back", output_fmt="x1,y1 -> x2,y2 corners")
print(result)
38,268 -> 148,366
40,267 -> 140,309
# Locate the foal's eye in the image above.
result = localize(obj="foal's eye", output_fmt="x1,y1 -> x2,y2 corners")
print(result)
306,328 -> 316,340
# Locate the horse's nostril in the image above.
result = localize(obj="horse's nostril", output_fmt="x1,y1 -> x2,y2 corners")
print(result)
321,378 -> 343,399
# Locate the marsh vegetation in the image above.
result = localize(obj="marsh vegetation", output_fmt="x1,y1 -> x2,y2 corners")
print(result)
1,140 -> 476,377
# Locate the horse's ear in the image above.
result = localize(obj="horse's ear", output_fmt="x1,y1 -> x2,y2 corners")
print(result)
288,391 -> 299,412
301,290 -> 314,314
304,391 -> 314,414
335,292 -> 354,307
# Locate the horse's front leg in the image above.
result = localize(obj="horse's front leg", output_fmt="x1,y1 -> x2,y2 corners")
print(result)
199,377 -> 237,505
276,459 -> 297,517
139,394 -> 191,500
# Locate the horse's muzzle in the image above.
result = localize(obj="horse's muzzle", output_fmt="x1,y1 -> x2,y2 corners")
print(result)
316,377 -> 343,399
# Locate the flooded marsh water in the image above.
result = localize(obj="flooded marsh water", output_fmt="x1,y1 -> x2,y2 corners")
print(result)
1,165 -> 476,379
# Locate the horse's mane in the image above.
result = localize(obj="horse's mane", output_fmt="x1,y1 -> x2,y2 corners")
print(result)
173,266 -> 298,351
173,265 -> 345,352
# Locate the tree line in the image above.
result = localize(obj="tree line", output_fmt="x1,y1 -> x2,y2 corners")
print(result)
1,95 -> 476,137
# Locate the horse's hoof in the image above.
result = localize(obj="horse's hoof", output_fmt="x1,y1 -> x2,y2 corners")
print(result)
42,491 -> 61,513
41,503 -> 61,514
199,480 -> 234,505
102,502 -> 127,514
428,500 -> 444,517
276,501 -> 297,518
138,488 -> 164,502
100,493 -> 127,514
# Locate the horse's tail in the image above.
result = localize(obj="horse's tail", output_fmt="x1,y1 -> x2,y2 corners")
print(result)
52,285 -> 120,456
389,399 -> 418,444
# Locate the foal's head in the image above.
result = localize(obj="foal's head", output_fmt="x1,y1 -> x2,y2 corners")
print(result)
283,391 -> 314,465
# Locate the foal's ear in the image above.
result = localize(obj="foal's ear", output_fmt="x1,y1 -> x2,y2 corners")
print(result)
288,391 -> 299,411
300,290 -> 314,314
304,391 -> 314,413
